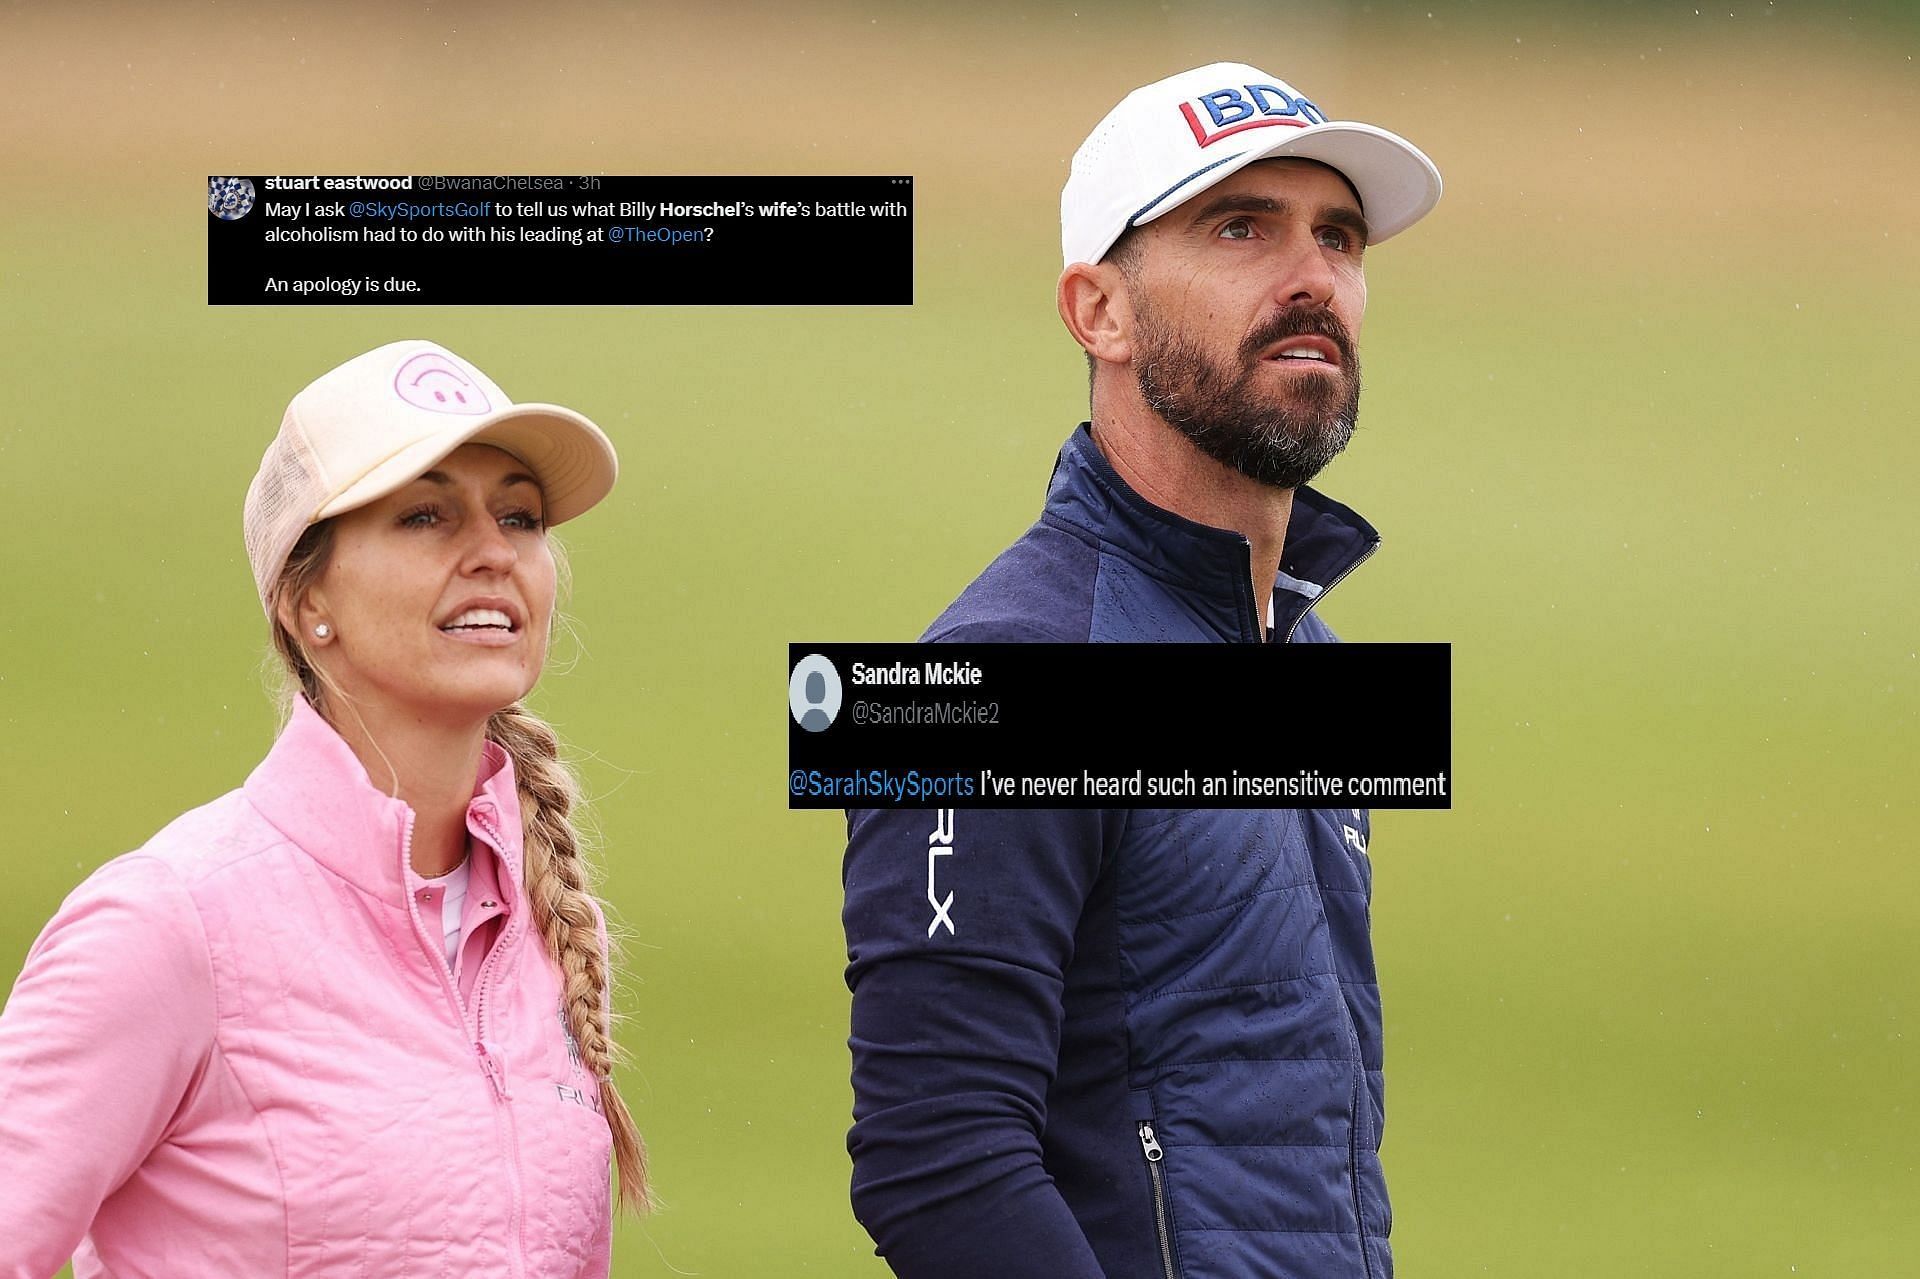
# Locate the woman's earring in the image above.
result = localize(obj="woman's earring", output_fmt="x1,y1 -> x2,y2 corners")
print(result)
314,623 -> 332,640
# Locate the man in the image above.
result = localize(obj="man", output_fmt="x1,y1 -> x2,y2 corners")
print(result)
842,63 -> 1441,1279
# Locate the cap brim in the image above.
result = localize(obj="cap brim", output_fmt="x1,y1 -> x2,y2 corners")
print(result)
1129,120 -> 1442,249
314,403 -> 618,526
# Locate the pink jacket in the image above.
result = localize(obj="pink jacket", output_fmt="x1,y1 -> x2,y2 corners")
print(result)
0,696 -> 614,1277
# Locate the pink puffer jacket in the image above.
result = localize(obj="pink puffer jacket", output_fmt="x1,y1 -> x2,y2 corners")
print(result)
0,696 -> 614,1277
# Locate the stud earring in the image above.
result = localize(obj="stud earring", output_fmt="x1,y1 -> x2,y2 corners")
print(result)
313,623 -> 332,639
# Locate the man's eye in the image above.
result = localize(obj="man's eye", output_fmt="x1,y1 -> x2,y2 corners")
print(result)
1219,218 -> 1255,241
1318,227 -> 1358,253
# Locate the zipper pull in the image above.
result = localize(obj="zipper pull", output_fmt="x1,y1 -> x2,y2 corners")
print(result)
1138,1121 -> 1164,1162
477,1040 -> 511,1100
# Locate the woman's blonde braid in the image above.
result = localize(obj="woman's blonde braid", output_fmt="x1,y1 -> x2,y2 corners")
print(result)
489,703 -> 652,1214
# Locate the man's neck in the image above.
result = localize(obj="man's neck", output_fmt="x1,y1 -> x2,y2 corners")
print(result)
325,699 -> 489,877
1089,412 -> 1294,641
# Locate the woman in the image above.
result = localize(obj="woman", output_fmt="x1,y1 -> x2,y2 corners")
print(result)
0,339 -> 647,1277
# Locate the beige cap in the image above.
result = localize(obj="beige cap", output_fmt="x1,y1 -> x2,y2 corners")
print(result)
242,339 -> 618,612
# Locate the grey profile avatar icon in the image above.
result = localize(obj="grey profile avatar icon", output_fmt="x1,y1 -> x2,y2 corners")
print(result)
208,177 -> 256,221
788,653 -> 843,733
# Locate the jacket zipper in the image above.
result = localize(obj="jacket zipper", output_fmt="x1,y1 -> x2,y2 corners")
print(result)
1346,1070 -> 1377,1279
469,808 -> 532,1274
1137,1122 -> 1178,1279
1333,992 -> 1378,1279
402,807 -> 529,1279
1280,538 -> 1380,644
400,810 -> 464,1030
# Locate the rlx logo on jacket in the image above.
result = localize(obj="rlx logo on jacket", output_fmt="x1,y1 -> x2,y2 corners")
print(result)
927,809 -> 956,937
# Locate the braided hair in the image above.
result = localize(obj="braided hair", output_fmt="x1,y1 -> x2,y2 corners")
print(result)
487,703 -> 651,1212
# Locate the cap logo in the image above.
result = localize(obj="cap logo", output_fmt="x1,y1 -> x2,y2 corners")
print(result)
393,352 -> 492,416
1180,83 -> 1327,148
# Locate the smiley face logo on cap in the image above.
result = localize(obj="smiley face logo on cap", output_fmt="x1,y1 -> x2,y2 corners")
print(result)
393,352 -> 493,416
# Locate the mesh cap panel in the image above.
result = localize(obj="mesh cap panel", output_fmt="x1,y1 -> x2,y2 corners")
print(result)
243,410 -> 328,612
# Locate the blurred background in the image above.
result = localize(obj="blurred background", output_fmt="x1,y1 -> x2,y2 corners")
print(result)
2,1 -> 1915,1274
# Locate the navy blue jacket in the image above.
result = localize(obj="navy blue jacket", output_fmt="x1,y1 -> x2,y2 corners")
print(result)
843,422 -> 1391,1279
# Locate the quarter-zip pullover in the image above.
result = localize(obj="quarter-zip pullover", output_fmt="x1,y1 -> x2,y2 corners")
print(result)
0,695 -> 615,1278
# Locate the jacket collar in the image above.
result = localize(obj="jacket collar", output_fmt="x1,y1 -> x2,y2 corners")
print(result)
1044,422 -> 1381,642
243,694 -> 526,905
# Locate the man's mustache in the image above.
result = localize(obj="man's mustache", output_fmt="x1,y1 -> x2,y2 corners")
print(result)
1238,308 -> 1356,368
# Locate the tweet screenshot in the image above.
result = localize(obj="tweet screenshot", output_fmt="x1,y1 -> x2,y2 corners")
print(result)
207,175 -> 913,304
787,643 -> 1451,809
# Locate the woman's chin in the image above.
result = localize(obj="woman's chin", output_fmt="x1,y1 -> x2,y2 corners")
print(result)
391,676 -> 539,724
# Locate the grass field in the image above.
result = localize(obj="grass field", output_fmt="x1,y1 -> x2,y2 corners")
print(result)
2,2 -> 1916,1274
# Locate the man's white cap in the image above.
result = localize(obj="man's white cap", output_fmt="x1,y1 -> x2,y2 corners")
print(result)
1062,62 -> 1442,266
242,339 -> 618,612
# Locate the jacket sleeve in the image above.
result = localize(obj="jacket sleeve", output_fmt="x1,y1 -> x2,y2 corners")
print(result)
842,801 -> 1115,1279
0,854 -> 217,1279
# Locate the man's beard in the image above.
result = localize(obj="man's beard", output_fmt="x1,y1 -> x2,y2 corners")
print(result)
1133,301 -> 1362,491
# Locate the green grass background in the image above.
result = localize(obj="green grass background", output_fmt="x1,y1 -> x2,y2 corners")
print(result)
2,1 -> 1916,1274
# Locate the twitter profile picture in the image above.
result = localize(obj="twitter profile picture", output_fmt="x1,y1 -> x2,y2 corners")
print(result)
789,653 -> 842,733
208,177 -> 255,220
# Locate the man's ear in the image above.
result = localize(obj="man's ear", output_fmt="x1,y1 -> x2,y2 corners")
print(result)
1058,261 -> 1135,369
